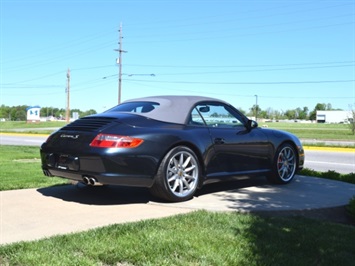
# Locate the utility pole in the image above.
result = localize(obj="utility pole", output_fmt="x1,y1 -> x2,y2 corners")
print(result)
115,22 -> 126,104
254,94 -> 258,122
65,68 -> 70,122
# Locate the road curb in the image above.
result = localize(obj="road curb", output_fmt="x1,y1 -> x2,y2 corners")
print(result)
304,146 -> 355,152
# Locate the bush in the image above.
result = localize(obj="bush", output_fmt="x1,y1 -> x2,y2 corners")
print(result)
299,168 -> 355,185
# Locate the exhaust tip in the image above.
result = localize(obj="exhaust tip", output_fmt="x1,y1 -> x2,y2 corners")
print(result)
82,176 -> 103,186
83,176 -> 90,185
89,177 -> 96,186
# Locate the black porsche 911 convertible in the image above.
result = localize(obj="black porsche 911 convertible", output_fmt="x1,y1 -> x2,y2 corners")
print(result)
40,95 -> 304,202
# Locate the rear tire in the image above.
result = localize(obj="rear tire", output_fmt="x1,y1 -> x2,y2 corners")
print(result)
150,146 -> 200,202
267,143 -> 297,184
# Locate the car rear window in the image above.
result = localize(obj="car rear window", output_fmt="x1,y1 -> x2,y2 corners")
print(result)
105,101 -> 160,114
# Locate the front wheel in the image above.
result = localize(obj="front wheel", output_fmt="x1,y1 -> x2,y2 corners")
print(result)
150,146 -> 200,202
267,143 -> 297,184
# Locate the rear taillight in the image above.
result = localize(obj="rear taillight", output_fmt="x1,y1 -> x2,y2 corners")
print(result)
89,134 -> 143,148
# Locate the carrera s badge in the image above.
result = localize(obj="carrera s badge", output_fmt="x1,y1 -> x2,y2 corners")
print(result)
60,134 -> 79,139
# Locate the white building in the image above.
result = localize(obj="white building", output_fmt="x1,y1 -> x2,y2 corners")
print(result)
316,110 -> 352,123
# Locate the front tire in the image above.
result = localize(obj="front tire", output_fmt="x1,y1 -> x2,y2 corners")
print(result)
150,146 -> 200,202
267,143 -> 297,184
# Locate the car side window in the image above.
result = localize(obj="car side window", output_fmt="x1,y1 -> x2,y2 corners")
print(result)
190,108 -> 205,125
192,103 -> 244,128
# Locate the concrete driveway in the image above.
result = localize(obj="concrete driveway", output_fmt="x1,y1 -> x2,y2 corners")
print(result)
1,175 -> 355,245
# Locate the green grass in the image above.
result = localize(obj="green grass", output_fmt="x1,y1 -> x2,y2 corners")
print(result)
0,210 -> 354,265
0,215 -> 353,266
0,121 -> 64,134
0,145 -> 68,191
263,122 -> 354,141
0,121 -> 66,129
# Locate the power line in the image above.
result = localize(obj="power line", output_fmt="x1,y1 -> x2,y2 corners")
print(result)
124,60 -> 355,69
126,2 -> 352,32
125,21 -> 354,45
134,64 -> 355,76
2,60 -> 353,88
124,79 -> 355,85
127,11 -> 354,40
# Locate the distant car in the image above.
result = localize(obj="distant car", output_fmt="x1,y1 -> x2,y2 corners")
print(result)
40,95 -> 304,202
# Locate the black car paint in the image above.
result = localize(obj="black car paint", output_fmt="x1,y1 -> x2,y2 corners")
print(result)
41,105 -> 304,190
41,114 -> 218,187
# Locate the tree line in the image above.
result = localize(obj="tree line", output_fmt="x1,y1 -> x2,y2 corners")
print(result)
241,102 -> 339,121
0,105 -> 97,121
0,102 -> 344,122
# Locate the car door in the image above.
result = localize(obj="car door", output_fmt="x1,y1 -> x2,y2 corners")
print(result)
194,102 -> 271,176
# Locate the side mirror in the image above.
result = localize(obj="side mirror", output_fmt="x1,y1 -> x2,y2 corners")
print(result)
247,120 -> 258,130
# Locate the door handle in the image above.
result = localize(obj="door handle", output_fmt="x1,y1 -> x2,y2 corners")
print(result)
214,138 -> 225,144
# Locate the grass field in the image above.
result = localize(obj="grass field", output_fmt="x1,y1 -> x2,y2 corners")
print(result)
0,145 -> 67,191
0,121 -> 66,129
265,122 -> 354,141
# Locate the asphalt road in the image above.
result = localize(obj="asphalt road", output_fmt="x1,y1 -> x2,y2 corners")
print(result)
0,133 -> 47,146
1,133 -> 354,173
304,149 -> 355,174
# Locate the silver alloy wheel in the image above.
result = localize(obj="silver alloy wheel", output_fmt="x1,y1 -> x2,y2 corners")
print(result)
166,151 -> 199,198
277,146 -> 296,182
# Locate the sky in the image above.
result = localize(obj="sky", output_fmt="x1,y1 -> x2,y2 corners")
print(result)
1,0 -> 354,114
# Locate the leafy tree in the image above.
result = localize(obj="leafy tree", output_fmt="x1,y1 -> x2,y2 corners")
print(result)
0,105 -> 11,120
296,107 -> 309,120
284,109 -> 296,120
249,104 -> 261,119
81,109 -> 97,117
211,112 -> 219,118
258,110 -> 268,119
0,105 -> 96,121
273,110 -> 283,121
309,103 -> 330,121
10,105 -> 27,121
265,107 -> 274,119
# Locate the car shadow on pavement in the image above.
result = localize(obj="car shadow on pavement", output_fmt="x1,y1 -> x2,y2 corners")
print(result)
195,176 -> 267,198
37,177 -> 267,206
37,182 -> 153,205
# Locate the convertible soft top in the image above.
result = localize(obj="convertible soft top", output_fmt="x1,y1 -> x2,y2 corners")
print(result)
122,95 -> 226,124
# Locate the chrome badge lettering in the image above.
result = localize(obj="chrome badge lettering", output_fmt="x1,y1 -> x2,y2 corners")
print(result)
60,134 -> 79,139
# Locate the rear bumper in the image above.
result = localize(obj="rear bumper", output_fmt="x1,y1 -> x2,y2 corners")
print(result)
40,148 -> 158,188
42,167 -> 155,187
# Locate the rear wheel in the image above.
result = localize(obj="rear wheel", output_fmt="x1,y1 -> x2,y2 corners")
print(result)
150,146 -> 200,202
267,143 -> 297,184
